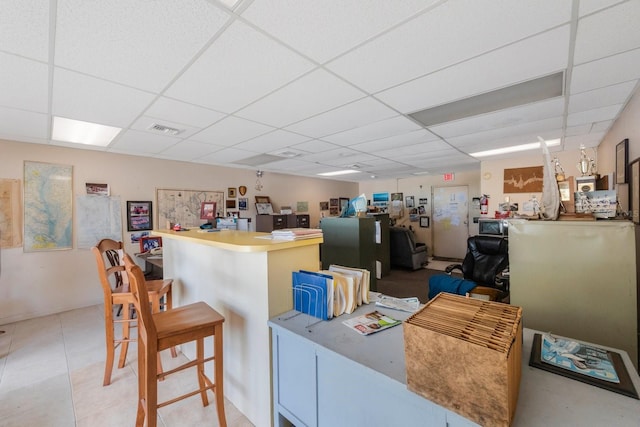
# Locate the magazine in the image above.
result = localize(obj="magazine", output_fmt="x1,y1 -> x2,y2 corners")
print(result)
540,333 -> 620,383
342,310 -> 401,336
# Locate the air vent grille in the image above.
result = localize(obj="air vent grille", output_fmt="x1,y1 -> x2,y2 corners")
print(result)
148,123 -> 183,136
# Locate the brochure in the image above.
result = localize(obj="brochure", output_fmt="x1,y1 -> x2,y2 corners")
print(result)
342,310 -> 401,336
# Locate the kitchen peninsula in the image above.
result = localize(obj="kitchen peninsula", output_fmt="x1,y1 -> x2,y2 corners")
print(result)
153,229 -> 322,427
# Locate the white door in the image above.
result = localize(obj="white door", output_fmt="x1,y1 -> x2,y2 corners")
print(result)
432,185 -> 469,260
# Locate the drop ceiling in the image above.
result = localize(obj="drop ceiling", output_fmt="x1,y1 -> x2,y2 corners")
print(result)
1,0 -> 639,182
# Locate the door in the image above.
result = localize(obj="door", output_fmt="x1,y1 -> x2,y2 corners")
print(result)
432,185 -> 469,260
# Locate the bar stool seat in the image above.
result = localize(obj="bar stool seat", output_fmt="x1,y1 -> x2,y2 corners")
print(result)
124,254 -> 227,427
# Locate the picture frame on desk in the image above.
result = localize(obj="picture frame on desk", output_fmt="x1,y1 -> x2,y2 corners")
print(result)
127,201 -> 153,231
140,236 -> 162,253
616,139 -> 629,184
255,196 -> 270,203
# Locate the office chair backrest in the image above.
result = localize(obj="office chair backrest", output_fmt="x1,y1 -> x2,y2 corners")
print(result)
462,235 -> 508,286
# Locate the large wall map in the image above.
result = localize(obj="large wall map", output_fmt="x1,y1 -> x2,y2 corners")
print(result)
156,188 -> 224,229
23,161 -> 73,251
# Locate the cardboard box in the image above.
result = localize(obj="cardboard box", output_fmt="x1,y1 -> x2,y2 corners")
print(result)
403,293 -> 523,427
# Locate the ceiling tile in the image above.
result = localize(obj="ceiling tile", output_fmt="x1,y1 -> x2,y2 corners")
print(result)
145,97 -> 227,129
579,0 -> 626,16
322,115 -> 422,146
52,68 -> 156,127
263,158 -> 315,172
154,140 -> 224,162
235,69 -> 366,127
55,0 -> 230,92
327,0 -> 571,93
349,129 -> 439,152
570,49 -> 640,94
188,116 -> 274,146
166,20 -> 315,113
109,129 -> 180,155
241,0 -> 437,63
284,97 -> 398,138
574,1 -> 640,65
290,139 -> 340,153
0,106 -> 49,139
198,147 -> 260,164
1,0 -> 50,61
566,104 -> 622,127
564,132 -> 606,149
568,81 -> 637,113
234,130 -> 310,152
376,26 -> 570,114
0,53 -> 49,113
591,120 -> 613,132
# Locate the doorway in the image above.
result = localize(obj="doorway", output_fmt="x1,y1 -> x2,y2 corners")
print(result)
432,185 -> 469,260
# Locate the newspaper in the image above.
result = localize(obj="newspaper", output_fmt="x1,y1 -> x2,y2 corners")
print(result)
375,295 -> 420,313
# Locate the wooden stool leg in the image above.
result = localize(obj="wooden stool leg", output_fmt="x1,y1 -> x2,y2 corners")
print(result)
166,291 -> 178,358
103,307 -> 115,386
146,343 -> 159,427
150,297 -> 166,380
119,303 -> 130,369
196,338 -> 209,406
214,324 -> 227,427
136,328 -> 147,427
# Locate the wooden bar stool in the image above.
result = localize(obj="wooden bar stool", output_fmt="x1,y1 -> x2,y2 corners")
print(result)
124,254 -> 227,427
92,239 -> 176,386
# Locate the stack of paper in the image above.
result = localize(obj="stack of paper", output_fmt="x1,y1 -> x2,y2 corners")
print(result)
271,228 -> 323,240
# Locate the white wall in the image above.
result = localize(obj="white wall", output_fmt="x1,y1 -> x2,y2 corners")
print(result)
0,139 -> 357,324
358,171 -> 481,255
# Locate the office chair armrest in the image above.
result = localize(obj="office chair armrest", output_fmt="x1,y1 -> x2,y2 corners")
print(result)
445,264 -> 463,275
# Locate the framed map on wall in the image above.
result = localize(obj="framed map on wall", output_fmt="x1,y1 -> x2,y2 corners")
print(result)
156,188 -> 224,229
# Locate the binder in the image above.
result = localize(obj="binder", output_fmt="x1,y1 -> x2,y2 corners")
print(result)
292,271 -> 333,320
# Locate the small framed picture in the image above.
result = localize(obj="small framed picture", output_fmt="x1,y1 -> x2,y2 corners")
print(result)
86,183 -> 109,196
127,201 -> 153,231
255,196 -> 270,203
616,139 -> 629,184
200,201 -> 216,220
228,187 -> 237,198
140,236 -> 162,253
405,196 -> 415,208
320,201 -> 329,210
226,199 -> 236,209
419,216 -> 430,228
238,198 -> 248,210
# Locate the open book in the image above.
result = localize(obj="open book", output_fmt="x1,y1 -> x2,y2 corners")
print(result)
342,310 -> 401,336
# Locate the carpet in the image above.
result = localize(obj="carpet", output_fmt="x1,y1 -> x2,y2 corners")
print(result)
376,268 -> 460,304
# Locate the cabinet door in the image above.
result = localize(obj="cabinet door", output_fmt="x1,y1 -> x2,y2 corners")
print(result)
273,215 -> 287,229
273,329 -> 317,427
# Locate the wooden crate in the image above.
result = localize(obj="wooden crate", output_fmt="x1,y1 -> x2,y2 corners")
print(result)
403,293 -> 523,427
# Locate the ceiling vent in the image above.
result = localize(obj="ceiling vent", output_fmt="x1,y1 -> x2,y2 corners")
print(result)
148,123 -> 183,136
409,71 -> 564,127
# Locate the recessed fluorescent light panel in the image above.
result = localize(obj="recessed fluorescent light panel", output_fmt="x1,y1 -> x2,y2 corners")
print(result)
410,72 -> 564,127
470,139 -> 561,158
52,116 -> 121,146
317,170 -> 361,177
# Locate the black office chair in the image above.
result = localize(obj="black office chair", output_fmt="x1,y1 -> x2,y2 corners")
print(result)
444,235 -> 509,297
389,226 -> 428,270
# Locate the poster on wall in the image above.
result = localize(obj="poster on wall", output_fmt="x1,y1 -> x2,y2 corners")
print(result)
23,161 -> 73,252
0,178 -> 23,248
503,166 -> 544,193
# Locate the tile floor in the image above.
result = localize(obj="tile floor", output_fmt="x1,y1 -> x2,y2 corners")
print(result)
0,304 -> 253,427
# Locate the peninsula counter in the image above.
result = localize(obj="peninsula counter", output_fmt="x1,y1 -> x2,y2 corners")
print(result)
153,229 -> 322,427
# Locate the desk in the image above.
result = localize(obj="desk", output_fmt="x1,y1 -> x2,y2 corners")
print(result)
269,305 -> 640,427
153,229 -> 322,426
135,252 -> 163,280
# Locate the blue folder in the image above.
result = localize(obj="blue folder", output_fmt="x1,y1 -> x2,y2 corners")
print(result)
292,271 -> 331,320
